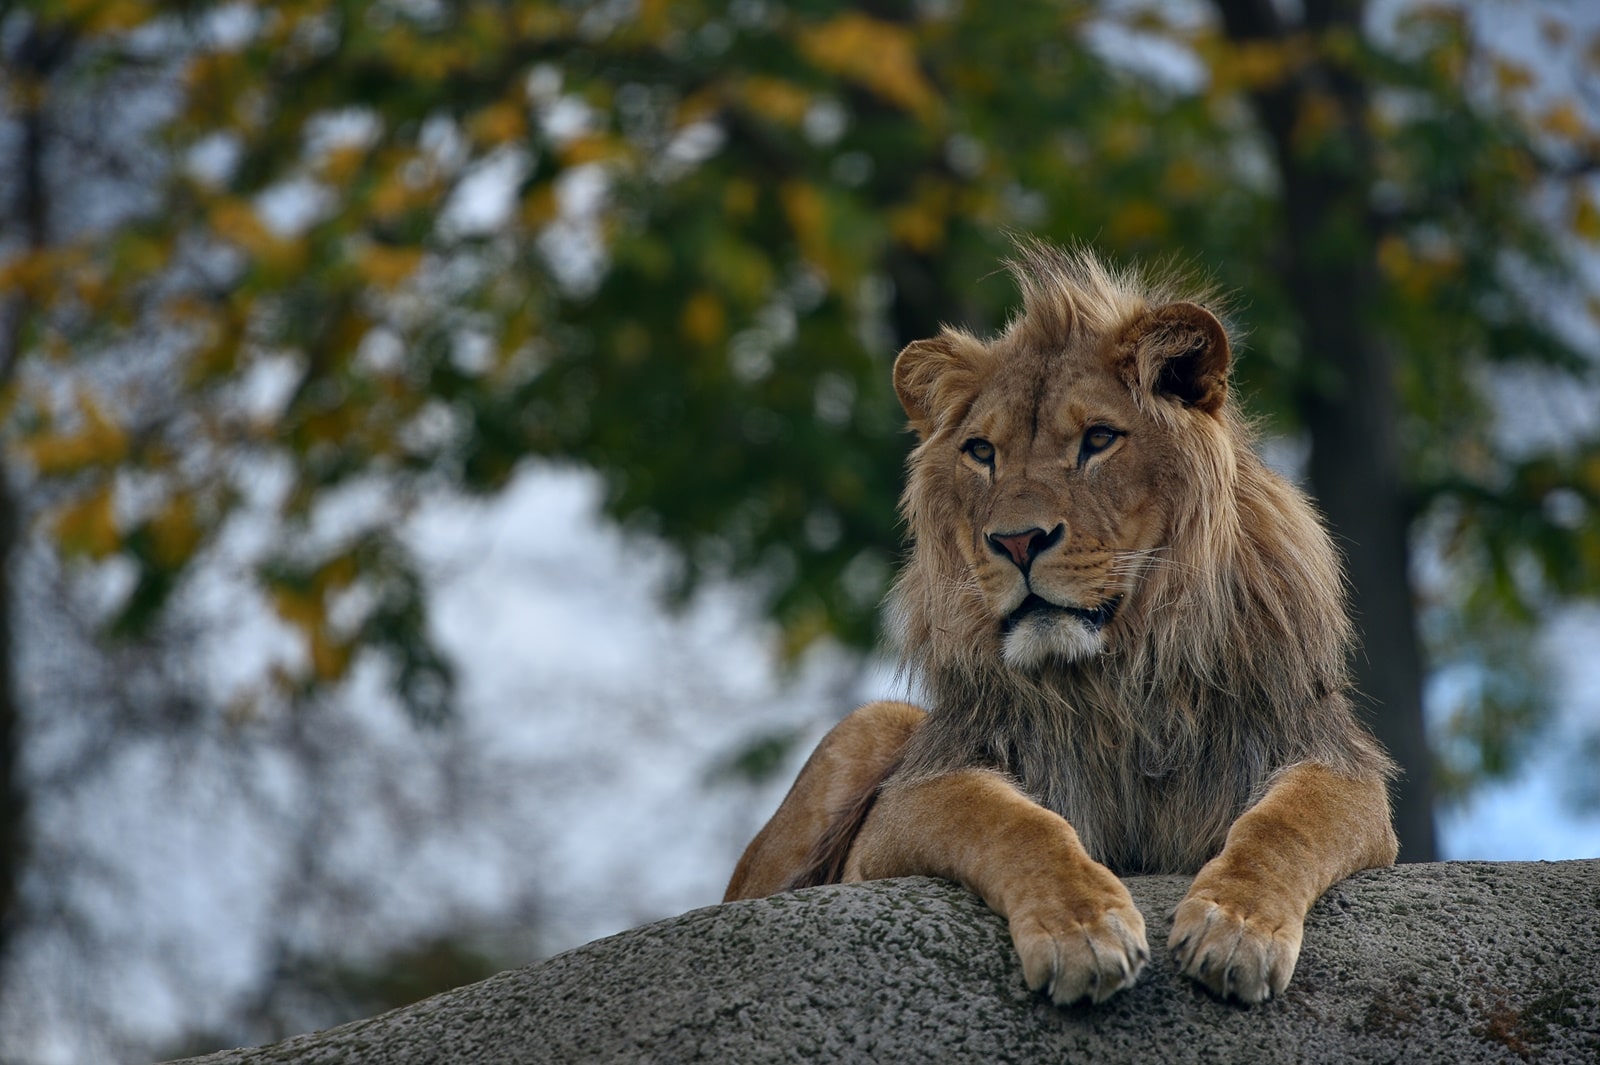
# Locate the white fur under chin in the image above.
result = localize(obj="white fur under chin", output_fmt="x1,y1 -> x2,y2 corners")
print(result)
1001,613 -> 1103,668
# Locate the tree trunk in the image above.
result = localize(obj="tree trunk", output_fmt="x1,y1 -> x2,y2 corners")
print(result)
0,476 -> 19,975
0,17 -> 71,976
1210,0 -> 1438,860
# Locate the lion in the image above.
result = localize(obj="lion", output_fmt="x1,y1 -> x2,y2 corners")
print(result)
724,239 -> 1398,1006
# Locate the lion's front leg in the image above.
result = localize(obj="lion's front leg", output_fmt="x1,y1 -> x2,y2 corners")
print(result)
1169,762 -> 1398,1003
846,769 -> 1148,1005
724,700 -> 925,901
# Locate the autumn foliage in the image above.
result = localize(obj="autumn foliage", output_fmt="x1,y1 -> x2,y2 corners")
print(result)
4,0 -> 1599,790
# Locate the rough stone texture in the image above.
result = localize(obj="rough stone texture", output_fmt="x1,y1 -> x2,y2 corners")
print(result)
172,861 -> 1600,1064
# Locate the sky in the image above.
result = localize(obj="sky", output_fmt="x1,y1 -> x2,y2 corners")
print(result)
1434,602 -> 1600,860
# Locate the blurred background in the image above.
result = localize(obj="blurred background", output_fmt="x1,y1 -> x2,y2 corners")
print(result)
1,0 -> 1598,1060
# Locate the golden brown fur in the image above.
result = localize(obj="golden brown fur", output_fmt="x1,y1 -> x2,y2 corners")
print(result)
726,240 -> 1398,1006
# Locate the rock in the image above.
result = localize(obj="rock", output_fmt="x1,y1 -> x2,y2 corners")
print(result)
170,861 -> 1600,1064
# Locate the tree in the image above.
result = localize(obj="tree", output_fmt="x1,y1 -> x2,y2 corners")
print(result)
3,3 -> 1599,1043
1207,0 -> 1440,854
1203,0 -> 1600,854
1,4 -> 75,981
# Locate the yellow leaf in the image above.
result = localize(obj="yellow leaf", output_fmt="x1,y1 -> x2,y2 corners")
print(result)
1162,158 -> 1207,200
372,173 -> 424,219
1376,234 -> 1411,280
559,133 -> 627,166
319,144 -> 368,185
357,244 -> 424,288
1573,194 -> 1600,243
1107,200 -> 1169,243
1376,234 -> 1457,300
70,262 -> 108,309
1292,92 -> 1344,152
889,180 -> 953,253
738,76 -> 812,126
723,178 -> 758,219
208,198 -> 274,252
80,0 -> 149,35
780,604 -> 830,661
26,389 -> 128,475
1492,58 -> 1534,95
1429,37 -> 1466,84
515,4 -> 572,40
1540,100 -> 1588,141
148,494 -> 202,569
182,49 -> 226,88
269,584 -> 352,684
635,0 -> 670,41
798,14 -> 939,122
675,88 -> 721,128
1102,121 -> 1147,162
680,290 -> 727,347
309,625 -> 353,682
0,246 -> 90,302
271,586 -> 320,633
49,0 -> 142,33
381,144 -> 449,201
315,552 -> 360,593
114,230 -> 170,277
469,100 -> 527,146
780,181 -> 825,242
181,313 -> 244,383
521,184 -> 559,228
207,198 -> 306,276
328,308 -> 372,354
778,182 -> 854,283
53,486 -> 119,560
1205,37 -> 1301,93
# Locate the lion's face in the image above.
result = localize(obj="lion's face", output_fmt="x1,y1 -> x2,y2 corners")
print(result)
895,296 -> 1231,669
946,352 -> 1170,667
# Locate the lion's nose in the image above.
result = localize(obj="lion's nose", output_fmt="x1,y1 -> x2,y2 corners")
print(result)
986,524 -> 1064,569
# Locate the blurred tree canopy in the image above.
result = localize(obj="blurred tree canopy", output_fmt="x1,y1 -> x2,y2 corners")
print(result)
4,0 -> 1600,897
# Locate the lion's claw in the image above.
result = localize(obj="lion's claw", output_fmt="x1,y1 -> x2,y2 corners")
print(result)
1168,893 -> 1302,1004
1013,893 -> 1148,1005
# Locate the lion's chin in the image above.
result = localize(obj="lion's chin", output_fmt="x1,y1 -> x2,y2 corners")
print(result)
999,595 -> 1117,669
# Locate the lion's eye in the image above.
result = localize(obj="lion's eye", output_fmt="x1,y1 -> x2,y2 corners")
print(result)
1080,426 -> 1121,460
963,438 -> 996,465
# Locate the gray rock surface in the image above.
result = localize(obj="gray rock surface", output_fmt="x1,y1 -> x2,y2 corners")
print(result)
172,861 -> 1600,1064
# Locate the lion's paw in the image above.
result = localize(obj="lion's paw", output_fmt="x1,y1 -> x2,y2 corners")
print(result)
1168,891 -> 1303,1004
1010,886 -> 1149,1005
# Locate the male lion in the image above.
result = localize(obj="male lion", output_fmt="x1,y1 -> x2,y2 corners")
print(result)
724,240 -> 1398,1006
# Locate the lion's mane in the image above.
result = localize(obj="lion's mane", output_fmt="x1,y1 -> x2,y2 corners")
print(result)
888,242 -> 1394,876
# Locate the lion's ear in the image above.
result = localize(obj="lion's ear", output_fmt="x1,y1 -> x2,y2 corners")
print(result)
1123,301 -> 1230,415
893,329 -> 994,438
